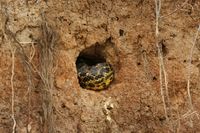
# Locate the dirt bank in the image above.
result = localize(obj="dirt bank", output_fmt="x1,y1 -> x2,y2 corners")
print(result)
0,0 -> 200,132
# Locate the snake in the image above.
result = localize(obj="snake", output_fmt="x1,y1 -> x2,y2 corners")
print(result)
76,57 -> 114,90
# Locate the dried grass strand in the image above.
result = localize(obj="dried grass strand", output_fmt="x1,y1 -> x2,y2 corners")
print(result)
11,47 -> 16,133
39,16 -> 56,133
155,0 -> 169,123
187,25 -> 200,112
161,0 -> 189,18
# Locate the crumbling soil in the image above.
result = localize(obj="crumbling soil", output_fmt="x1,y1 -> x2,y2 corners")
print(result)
0,0 -> 200,132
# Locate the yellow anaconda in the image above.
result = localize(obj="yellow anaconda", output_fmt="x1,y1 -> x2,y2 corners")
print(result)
77,58 -> 114,90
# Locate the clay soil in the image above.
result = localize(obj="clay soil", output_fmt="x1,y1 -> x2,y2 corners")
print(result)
0,0 -> 200,133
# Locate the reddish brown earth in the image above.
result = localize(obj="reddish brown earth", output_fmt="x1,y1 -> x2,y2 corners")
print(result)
0,0 -> 200,132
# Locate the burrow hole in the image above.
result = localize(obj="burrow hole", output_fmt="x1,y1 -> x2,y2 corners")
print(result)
76,43 -> 114,90
76,44 -> 106,68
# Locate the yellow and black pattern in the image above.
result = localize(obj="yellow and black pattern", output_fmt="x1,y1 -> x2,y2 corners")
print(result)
77,62 -> 114,90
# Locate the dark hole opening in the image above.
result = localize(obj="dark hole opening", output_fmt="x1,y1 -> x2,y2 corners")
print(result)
76,42 -> 115,90
119,29 -> 124,36
61,103 -> 66,108
152,76 -> 157,81
76,54 -> 105,67
76,44 -> 106,67
137,62 -> 141,66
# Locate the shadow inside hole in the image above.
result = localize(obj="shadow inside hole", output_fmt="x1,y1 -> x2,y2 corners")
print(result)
76,54 -> 106,67
76,44 -> 106,67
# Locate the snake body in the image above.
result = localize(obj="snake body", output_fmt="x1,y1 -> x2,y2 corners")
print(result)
77,59 -> 114,90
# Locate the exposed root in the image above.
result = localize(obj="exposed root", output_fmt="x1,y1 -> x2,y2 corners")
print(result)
2,12 -> 17,132
39,14 -> 56,133
155,0 -> 170,124
186,25 -> 200,126
3,8 -> 37,132
10,46 -> 16,133
187,25 -> 200,110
